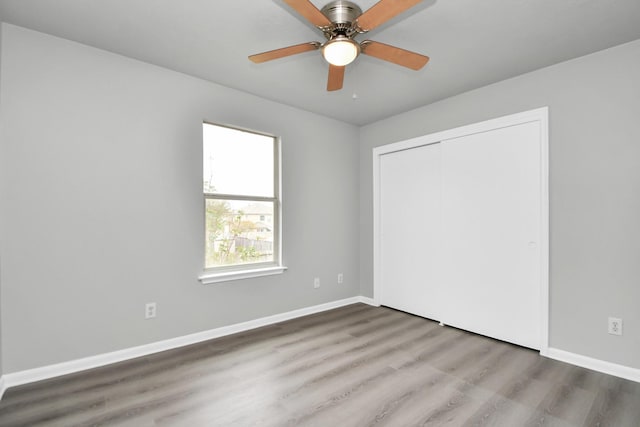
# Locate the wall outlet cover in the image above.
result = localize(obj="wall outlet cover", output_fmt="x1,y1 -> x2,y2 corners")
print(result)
145,302 -> 157,319
608,317 -> 622,336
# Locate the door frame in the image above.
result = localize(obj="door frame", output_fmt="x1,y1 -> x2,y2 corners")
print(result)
372,107 -> 550,354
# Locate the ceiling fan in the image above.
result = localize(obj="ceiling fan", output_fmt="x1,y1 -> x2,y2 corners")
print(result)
249,0 -> 429,91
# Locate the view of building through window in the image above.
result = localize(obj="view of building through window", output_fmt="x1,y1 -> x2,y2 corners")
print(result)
203,123 -> 278,269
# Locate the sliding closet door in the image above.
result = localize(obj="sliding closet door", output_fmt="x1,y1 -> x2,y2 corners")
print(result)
440,122 -> 542,349
379,142 -> 443,320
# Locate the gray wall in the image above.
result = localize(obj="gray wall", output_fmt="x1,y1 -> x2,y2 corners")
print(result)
0,24 -> 360,373
1,20 -> 639,377
359,39 -> 640,369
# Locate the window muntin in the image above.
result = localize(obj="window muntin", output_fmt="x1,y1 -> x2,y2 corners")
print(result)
203,123 -> 279,271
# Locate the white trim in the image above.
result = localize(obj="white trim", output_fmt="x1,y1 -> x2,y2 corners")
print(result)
544,347 -> 640,383
372,140 -> 382,307
372,107 -> 550,157
357,296 -> 379,307
0,376 -> 6,400
372,107 -> 550,351
1,296 -> 363,394
538,108 -> 550,355
3,298 -> 638,401
199,265 -> 287,284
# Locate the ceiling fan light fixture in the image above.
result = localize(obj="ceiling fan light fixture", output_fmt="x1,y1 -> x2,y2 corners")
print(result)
249,0 -> 429,91
322,36 -> 360,66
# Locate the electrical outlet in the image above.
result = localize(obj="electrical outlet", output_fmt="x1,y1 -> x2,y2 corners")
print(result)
608,317 -> 622,336
313,277 -> 320,289
145,302 -> 157,319
337,273 -> 344,284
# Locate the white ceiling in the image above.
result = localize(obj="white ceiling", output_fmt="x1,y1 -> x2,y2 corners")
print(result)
1,0 -> 640,125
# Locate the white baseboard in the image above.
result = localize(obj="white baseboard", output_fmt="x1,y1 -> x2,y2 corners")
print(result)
544,347 -> 640,383
357,296 -> 378,306
13,297 -> 636,401
0,376 -> 6,400
2,296 -> 370,394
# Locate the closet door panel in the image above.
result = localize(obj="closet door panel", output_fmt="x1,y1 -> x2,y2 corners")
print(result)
441,122 -> 541,349
379,142 -> 443,320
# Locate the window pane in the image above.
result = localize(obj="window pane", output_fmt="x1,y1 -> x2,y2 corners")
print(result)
205,199 -> 275,268
203,123 -> 274,197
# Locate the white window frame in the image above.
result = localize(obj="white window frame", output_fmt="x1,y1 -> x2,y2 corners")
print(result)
199,122 -> 286,284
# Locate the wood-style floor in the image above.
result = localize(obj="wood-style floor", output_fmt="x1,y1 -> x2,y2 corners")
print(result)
1,304 -> 639,426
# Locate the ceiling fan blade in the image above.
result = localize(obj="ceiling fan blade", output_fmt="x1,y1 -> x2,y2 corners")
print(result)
249,42 -> 320,63
361,40 -> 429,70
327,64 -> 345,91
356,0 -> 423,32
284,0 -> 332,28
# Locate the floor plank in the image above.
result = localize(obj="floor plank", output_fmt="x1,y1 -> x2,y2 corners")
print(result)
0,304 -> 638,426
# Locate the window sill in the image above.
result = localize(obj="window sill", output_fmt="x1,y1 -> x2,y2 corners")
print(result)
199,266 -> 288,285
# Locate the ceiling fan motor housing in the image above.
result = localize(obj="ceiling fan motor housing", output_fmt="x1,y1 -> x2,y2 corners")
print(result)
321,0 -> 363,32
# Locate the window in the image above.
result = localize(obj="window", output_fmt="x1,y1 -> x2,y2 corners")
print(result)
199,123 -> 285,284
